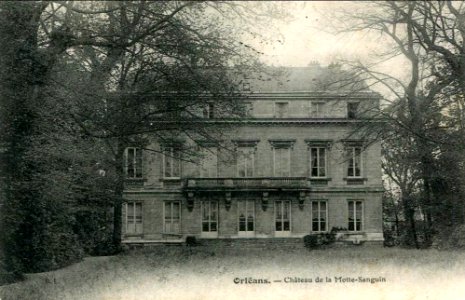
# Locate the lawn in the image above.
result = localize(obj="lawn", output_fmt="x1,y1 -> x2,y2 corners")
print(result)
1,246 -> 465,300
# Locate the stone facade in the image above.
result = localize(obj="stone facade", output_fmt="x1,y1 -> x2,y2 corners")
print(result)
122,67 -> 384,245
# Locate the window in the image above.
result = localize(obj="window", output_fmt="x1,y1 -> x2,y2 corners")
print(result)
243,82 -> 250,91
274,102 -> 289,118
126,202 -> 142,234
237,147 -> 255,177
347,102 -> 359,119
347,146 -> 362,177
203,103 -> 215,119
312,201 -> 327,232
275,200 -> 291,233
164,201 -> 180,234
199,147 -> 218,178
125,147 -> 142,178
244,102 -> 253,117
202,200 -> 218,233
311,102 -> 326,118
348,200 -> 363,231
273,147 -> 291,176
163,147 -> 181,178
310,147 -> 326,177
238,200 -> 255,235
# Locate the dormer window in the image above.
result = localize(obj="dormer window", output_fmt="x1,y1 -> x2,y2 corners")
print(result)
311,101 -> 326,118
274,102 -> 289,118
203,103 -> 215,119
347,102 -> 359,119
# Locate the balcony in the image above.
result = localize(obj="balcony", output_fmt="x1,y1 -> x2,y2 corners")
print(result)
184,177 -> 309,191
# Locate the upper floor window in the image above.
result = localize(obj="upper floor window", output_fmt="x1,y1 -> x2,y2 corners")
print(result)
311,101 -> 326,118
270,140 -> 295,177
125,147 -> 142,179
163,147 -> 181,178
199,147 -> 218,178
348,200 -> 363,231
273,147 -> 291,177
347,146 -> 362,178
274,102 -> 289,118
347,102 -> 360,119
237,147 -> 255,177
310,147 -> 326,178
203,103 -> 215,119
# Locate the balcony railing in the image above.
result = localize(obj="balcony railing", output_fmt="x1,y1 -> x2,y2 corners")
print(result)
184,177 -> 308,190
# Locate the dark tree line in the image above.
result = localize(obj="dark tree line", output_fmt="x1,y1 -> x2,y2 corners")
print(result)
329,1 -> 465,248
0,1 -> 288,276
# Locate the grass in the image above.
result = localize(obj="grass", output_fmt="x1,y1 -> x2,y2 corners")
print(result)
1,246 -> 465,300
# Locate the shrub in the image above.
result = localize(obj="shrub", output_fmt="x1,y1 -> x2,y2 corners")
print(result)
185,236 -> 198,246
303,231 -> 337,250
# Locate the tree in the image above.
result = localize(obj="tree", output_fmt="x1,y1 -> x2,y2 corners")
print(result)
325,1 -> 465,247
0,1 -> 288,274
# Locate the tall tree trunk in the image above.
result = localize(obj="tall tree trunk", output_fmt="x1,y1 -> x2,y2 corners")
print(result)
112,139 -> 126,251
403,195 -> 419,249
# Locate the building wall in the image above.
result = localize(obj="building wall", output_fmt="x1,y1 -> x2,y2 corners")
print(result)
123,191 -> 383,241
122,94 -> 384,244
142,123 -> 382,188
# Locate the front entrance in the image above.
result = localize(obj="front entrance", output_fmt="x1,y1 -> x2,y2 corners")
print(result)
201,200 -> 218,238
238,199 -> 255,237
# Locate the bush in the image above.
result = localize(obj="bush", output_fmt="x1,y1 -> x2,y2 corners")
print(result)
185,236 -> 197,246
303,231 -> 336,250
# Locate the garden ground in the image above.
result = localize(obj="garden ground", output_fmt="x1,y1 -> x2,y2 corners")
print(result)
1,245 -> 465,300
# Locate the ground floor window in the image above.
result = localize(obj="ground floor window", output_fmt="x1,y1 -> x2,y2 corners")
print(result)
126,202 -> 142,234
164,201 -> 180,234
348,200 -> 363,231
238,200 -> 255,235
275,200 -> 291,232
312,201 -> 327,232
202,200 -> 218,234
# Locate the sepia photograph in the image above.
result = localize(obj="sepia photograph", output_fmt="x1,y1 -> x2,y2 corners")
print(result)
0,1 -> 464,299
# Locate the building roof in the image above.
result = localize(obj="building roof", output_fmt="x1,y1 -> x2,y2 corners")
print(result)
244,64 -> 371,94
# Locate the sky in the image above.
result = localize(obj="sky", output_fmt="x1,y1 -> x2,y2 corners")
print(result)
244,1 -> 410,99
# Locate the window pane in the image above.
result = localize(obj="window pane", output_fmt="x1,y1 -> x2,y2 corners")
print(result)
172,202 -> 180,219
135,203 -> 142,223
127,203 -> 134,222
127,148 -> 135,178
164,149 -> 171,177
210,222 -> 217,232
356,201 -> 362,219
319,148 -> 326,176
283,221 -> 290,231
136,148 -> 142,178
